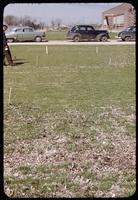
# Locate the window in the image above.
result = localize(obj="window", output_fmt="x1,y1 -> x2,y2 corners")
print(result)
79,26 -> 86,31
15,29 -> 23,32
24,28 -> 33,32
125,27 -> 134,31
87,26 -> 94,31
71,26 -> 78,31
113,14 -> 124,25
103,19 -> 107,25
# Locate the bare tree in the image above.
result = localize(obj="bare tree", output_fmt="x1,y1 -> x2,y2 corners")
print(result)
4,15 -> 19,26
4,15 -> 46,30
51,19 -> 55,29
39,22 -> 45,29
56,18 -> 62,29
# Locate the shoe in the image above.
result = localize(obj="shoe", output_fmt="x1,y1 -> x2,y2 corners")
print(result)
10,63 -> 15,66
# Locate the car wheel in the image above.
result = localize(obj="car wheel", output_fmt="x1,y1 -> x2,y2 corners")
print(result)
100,35 -> 108,42
124,36 -> 131,41
7,38 -> 14,43
73,35 -> 81,42
35,36 -> 42,42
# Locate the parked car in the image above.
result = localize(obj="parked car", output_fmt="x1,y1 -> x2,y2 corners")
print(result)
66,25 -> 110,42
116,26 -> 136,41
6,26 -> 48,42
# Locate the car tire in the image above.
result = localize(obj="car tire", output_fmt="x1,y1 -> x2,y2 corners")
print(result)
100,35 -> 108,42
124,36 -> 131,41
35,36 -> 42,42
73,35 -> 81,42
7,38 -> 14,43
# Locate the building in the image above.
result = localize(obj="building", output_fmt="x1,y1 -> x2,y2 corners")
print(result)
102,3 -> 135,31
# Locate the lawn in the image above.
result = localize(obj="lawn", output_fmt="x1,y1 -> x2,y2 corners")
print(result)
4,45 -> 136,198
46,30 -> 68,40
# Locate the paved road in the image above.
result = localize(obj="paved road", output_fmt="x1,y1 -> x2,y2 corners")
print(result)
8,40 -> 135,46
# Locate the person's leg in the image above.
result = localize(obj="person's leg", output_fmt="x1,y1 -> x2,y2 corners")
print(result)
5,50 -> 14,66
3,50 -> 7,66
3,56 -> 6,66
7,46 -> 13,62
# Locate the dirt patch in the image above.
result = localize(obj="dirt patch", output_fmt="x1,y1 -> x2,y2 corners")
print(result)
4,105 -> 136,197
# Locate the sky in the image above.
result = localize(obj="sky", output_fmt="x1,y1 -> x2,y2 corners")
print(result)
4,3 -> 123,25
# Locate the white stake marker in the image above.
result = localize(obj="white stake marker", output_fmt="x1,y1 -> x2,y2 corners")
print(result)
45,46 -> 48,54
109,57 -> 111,65
96,47 -> 98,54
8,87 -> 12,105
36,55 -> 39,66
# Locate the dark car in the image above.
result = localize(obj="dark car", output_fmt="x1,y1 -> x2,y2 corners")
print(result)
116,26 -> 136,41
6,26 -> 48,42
66,25 -> 110,42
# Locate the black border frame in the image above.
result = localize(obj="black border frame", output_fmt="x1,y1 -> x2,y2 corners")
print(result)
0,0 -> 137,199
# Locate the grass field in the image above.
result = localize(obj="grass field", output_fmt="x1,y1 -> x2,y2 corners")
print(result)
4,45 -> 136,197
47,30 -> 68,40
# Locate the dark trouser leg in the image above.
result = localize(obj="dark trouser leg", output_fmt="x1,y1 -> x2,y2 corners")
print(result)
7,47 -> 13,61
5,50 -> 13,65
3,55 -> 6,65
3,51 -> 7,65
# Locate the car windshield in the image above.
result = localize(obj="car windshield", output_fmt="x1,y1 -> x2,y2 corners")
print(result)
11,28 -> 22,32
124,27 -> 133,31
70,26 -> 78,31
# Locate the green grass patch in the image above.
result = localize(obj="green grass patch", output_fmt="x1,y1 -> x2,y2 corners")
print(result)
121,174 -> 136,197
80,168 -> 96,180
109,32 -> 117,39
98,175 -> 118,191
16,166 -> 32,175
4,45 -> 135,111
46,30 -> 67,40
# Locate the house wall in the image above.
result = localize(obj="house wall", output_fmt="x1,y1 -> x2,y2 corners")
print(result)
102,3 -> 135,30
